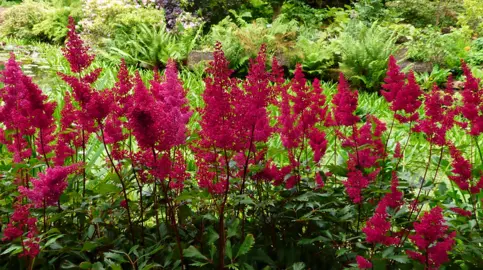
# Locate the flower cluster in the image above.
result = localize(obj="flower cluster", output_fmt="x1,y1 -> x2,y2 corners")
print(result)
362,172 -> 403,245
381,56 -> 423,123
406,207 -> 456,270
340,115 -> 386,203
0,54 -> 56,164
459,61 -> 483,136
414,83 -> 456,146
329,74 -> 359,127
19,165 -> 79,208
2,201 -> 39,258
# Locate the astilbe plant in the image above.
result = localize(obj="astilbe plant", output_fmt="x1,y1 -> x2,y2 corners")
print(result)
0,54 -> 56,167
277,64 -> 328,189
2,19 -> 483,268
2,201 -> 39,261
406,207 -> 456,270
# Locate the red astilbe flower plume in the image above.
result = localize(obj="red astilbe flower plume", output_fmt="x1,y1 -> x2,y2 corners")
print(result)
406,206 -> 456,270
19,165 -> 79,208
450,207 -> 472,217
392,71 -> 423,123
329,73 -> 359,127
169,150 -> 190,191
54,92 -> 82,166
447,143 -> 483,194
62,17 -> 95,73
277,66 -> 328,188
242,45 -> 274,143
459,61 -> 483,135
381,57 -> 423,123
362,172 -> 403,245
279,65 -> 328,149
447,144 -> 472,190
127,73 -> 164,150
414,83 -> 456,146
356,256 -> 372,269
127,62 -> 192,152
0,54 -> 56,164
198,42 -> 246,151
151,60 -> 193,148
2,200 -> 39,258
341,115 -> 387,203
381,55 -> 406,103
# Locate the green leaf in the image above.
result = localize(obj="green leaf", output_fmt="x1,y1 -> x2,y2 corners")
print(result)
207,228 -> 219,245
236,234 -> 255,258
291,262 -> 306,270
87,225 -> 95,239
184,246 -> 208,261
43,234 -> 64,249
1,245 -> 22,255
227,219 -> 240,238
104,251 -> 126,262
226,240 -> 233,261
97,183 -> 120,195
82,241 -> 98,252
79,262 -> 92,269
382,246 -> 395,258
388,255 -> 410,264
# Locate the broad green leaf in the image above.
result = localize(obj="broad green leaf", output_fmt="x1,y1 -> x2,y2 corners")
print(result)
226,240 -> 233,261
79,262 -> 92,269
97,183 -> 120,195
82,241 -> 98,252
292,262 -> 306,270
184,246 -> 208,261
236,234 -> 255,258
388,255 -> 410,264
1,245 -> 22,255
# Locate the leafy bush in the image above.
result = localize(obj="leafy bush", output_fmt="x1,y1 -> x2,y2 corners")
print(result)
78,0 -> 165,46
406,27 -> 471,69
0,0 -> 81,43
104,23 -> 203,68
205,13 -> 339,76
468,37 -> 483,66
387,0 -> 462,28
458,0 -> 483,35
0,1 -> 49,40
338,21 -> 398,92
1,19 -> 483,270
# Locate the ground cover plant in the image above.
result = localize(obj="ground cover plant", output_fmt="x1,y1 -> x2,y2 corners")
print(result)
1,16 -> 483,270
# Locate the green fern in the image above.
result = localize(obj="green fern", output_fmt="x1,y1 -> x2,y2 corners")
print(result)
338,21 -> 398,92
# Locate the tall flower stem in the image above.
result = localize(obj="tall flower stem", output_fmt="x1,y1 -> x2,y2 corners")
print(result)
218,149 -> 231,270
396,142 -> 434,250
100,125 -> 134,244
151,148 -> 185,269
81,129 -> 86,198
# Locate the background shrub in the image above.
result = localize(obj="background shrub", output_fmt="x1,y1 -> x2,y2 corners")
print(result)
338,21 -> 397,92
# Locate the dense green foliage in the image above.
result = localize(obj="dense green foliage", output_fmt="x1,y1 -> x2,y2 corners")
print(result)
2,1 -> 483,269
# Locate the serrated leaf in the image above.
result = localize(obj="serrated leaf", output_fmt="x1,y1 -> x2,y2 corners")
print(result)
227,219 -> 240,238
82,241 -> 98,252
104,251 -> 126,262
43,234 -> 64,249
226,240 -> 233,260
87,225 -> 95,239
1,245 -> 22,255
184,246 -> 208,261
79,262 -> 92,269
236,234 -> 255,258
388,255 -> 410,264
97,182 -> 120,195
292,262 -> 306,270
382,246 -> 395,258
207,228 -> 219,245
